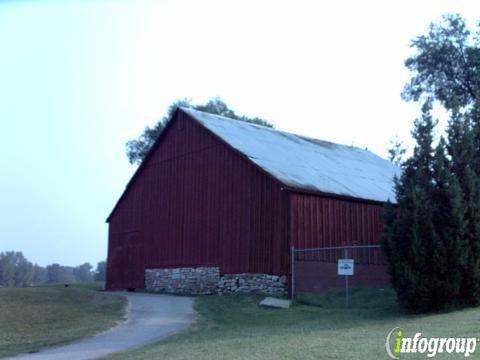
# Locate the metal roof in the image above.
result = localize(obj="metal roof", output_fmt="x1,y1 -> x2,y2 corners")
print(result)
183,108 -> 399,203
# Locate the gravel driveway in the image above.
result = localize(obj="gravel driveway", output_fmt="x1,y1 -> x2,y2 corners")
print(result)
9,292 -> 195,360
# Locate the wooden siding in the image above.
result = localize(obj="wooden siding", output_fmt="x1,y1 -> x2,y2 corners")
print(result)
289,193 -> 388,293
293,261 -> 388,294
106,111 -> 289,290
289,193 -> 384,250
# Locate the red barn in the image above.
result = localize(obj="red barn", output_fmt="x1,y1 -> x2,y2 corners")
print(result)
106,108 -> 398,295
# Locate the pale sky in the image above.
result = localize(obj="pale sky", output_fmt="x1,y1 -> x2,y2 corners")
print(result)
1,0 -> 478,267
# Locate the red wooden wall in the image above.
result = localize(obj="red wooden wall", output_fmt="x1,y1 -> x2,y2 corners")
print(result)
293,261 -> 388,294
289,193 -> 385,250
289,193 -> 388,293
106,111 -> 290,290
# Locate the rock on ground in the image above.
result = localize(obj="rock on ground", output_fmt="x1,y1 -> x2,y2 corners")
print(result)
259,297 -> 292,309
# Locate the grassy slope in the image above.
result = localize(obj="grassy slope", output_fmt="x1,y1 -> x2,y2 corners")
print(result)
109,288 -> 480,360
0,283 -> 126,358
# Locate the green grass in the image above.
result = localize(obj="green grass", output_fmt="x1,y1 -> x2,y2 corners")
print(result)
108,288 -> 480,360
0,282 -> 127,358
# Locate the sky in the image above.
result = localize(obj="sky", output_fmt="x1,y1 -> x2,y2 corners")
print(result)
0,0 -> 478,267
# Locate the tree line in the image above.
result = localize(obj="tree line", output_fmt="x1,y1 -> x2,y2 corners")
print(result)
0,251 -> 106,287
382,14 -> 480,312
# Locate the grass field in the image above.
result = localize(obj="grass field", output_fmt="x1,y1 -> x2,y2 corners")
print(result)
109,288 -> 480,360
0,283 -> 126,358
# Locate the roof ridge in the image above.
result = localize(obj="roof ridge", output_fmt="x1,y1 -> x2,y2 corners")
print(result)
181,107 -> 372,154
181,107 -> 399,203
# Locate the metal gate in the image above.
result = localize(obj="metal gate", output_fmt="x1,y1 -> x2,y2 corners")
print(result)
290,245 -> 388,299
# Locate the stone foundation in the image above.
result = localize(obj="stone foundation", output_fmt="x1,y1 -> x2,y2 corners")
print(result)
145,266 -> 287,296
217,273 -> 287,297
145,266 -> 220,295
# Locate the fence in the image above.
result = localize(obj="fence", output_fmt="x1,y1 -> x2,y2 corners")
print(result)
290,245 -> 389,299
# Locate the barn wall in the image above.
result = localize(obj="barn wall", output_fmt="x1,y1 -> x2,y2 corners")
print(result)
289,193 -> 388,293
293,261 -> 388,294
106,111 -> 289,290
289,193 -> 384,249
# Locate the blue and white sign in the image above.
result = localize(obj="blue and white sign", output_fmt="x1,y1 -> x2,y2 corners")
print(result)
338,259 -> 354,276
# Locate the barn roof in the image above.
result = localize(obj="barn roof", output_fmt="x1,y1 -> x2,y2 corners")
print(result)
183,108 -> 400,203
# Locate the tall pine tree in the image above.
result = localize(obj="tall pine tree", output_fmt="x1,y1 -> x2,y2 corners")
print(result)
383,104 -> 480,311
382,103 -> 441,311
430,138 -> 465,307
447,107 -> 480,305
387,14 -> 480,312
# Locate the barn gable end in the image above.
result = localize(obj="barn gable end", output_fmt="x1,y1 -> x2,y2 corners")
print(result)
107,110 -> 289,290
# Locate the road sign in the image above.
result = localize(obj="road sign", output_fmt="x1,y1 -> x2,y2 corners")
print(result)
338,259 -> 354,276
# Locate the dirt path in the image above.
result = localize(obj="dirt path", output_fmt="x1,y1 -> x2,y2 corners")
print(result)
9,292 -> 195,360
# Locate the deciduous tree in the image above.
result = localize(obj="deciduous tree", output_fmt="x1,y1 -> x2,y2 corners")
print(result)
0,251 -> 34,287
126,97 -> 273,165
94,261 -> 106,282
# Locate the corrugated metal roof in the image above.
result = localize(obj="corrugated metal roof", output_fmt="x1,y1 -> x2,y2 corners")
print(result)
183,108 -> 400,203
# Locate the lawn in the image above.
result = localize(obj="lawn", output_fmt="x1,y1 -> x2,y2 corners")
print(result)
0,283 -> 127,358
109,288 -> 480,360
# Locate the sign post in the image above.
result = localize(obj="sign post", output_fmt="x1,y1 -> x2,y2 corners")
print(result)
338,255 -> 354,308
291,246 -> 295,301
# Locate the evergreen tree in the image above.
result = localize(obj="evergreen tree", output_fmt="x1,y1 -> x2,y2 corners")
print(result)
387,13 -> 480,312
384,105 -> 480,311
387,137 -> 406,166
430,138 -> 466,307
447,108 -> 480,305
470,101 -> 480,175
382,103 -> 440,312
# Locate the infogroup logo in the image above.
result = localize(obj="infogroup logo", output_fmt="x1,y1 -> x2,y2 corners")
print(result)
385,327 -> 477,358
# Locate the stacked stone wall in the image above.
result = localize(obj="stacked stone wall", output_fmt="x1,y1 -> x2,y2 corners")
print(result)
145,266 -> 287,296
145,267 -> 219,295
